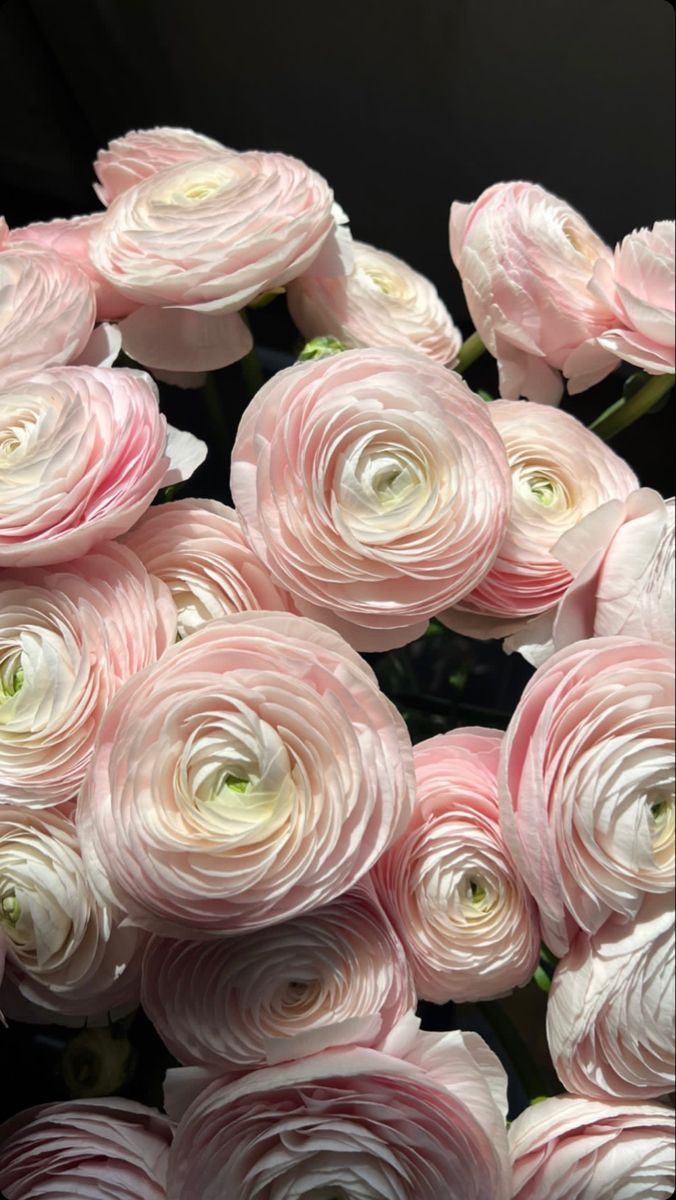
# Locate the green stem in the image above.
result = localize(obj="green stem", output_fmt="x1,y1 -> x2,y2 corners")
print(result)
456,332 -> 486,374
590,373 -> 674,440
240,346 -> 265,398
478,1000 -> 549,1104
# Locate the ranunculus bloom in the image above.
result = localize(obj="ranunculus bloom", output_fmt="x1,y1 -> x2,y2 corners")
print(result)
373,727 -> 540,1002
508,489 -> 675,665
566,220 -> 675,389
547,893 -> 675,1101
510,1094 -> 675,1199
166,1024 -> 511,1199
0,365 -> 205,567
287,239 -> 462,364
439,401 -> 637,639
77,613 -> 415,937
141,883 -> 415,1071
93,125 -> 231,205
231,348 -> 512,651
0,542 -> 175,806
0,242 -> 96,385
121,498 -> 296,638
9,214 -> 138,322
0,1099 -> 173,1198
0,806 -> 146,1022
450,181 -> 615,404
499,636 -> 675,956
90,151 -> 348,373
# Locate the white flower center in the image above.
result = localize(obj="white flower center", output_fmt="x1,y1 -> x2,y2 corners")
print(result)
649,787 -> 675,854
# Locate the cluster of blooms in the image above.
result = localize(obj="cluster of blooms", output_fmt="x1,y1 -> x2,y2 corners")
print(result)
0,127 -> 673,1196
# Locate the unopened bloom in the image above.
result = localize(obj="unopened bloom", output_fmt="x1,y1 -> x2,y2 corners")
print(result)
450,181 -> 615,404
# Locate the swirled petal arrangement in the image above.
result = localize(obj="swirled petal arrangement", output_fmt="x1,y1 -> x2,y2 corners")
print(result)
0,127 -> 673,1198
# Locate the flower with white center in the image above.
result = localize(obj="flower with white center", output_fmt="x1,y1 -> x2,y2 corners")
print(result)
93,125 -> 231,205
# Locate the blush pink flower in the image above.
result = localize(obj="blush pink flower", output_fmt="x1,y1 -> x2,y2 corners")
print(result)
166,1023 -> 511,1200
566,220 -> 675,389
0,242 -> 96,385
0,1099 -> 173,1199
439,401 -> 638,639
77,612 -> 414,937
141,883 -> 415,1071
231,348 -> 512,651
90,151 -> 349,373
0,542 -> 175,807
373,727 -> 540,1003
0,805 -> 146,1023
121,498 -> 297,638
450,181 -> 616,404
499,637 -> 674,956
547,893 -> 675,1101
0,365 -> 205,567
510,1094 -> 675,1199
287,239 -> 462,364
9,214 -> 138,322
508,490 -> 675,666
93,125 -> 231,205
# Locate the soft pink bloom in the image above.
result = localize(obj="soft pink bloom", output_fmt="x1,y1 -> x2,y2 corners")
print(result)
0,1098 -> 173,1198
0,365 -> 205,567
93,125 -> 231,205
9,214 -> 137,321
0,805 -> 146,1023
0,242 -> 96,385
121,498 -> 297,638
439,401 -> 637,639
499,636 -> 675,956
91,151 -> 349,373
77,612 -> 415,937
141,882 -> 415,1071
166,1022 -> 510,1199
0,542 -> 175,807
450,181 -> 615,404
566,220 -> 675,389
510,1094 -> 675,1199
231,348 -> 512,651
373,727 -> 540,1002
547,893 -> 675,1101
508,490 -> 675,666
287,239 -> 462,364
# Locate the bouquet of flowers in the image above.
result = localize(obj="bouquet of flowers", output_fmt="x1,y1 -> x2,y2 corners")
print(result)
0,126 -> 673,1198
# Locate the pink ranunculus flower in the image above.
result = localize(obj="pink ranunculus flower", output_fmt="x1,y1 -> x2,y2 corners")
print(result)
450,181 -> 616,404
9,214 -> 138,322
141,883 -> 415,1071
0,365 -> 205,567
166,1021 -> 511,1199
0,242 -> 97,385
510,1094 -> 675,1199
499,636 -> 675,957
93,125 -> 231,205
121,498 -> 297,638
0,542 -> 175,807
439,401 -> 638,640
77,612 -> 415,938
287,239 -> 463,364
507,490 -> 675,666
0,805 -> 147,1023
373,727 -> 540,1003
566,220 -> 675,389
90,151 -> 349,373
231,348 -> 512,651
547,892 -> 675,1101
0,1098 -> 173,1198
